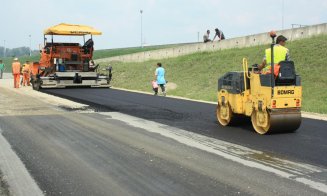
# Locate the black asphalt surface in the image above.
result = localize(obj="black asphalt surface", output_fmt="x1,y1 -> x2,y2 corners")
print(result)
43,88 -> 327,167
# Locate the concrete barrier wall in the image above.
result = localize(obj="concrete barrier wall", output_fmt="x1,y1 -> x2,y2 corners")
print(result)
96,23 -> 327,63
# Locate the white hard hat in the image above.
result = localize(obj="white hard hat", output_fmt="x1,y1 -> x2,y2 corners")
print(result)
14,57 -> 18,61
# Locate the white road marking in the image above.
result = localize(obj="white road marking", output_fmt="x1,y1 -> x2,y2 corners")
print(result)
0,129 -> 44,196
101,112 -> 327,194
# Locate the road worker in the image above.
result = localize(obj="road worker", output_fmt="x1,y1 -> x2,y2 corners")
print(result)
12,58 -> 21,88
22,61 -> 31,86
0,59 -> 5,79
259,34 -> 290,77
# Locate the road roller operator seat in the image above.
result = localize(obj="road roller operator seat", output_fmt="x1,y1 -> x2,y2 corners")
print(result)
275,61 -> 298,86
83,39 -> 94,54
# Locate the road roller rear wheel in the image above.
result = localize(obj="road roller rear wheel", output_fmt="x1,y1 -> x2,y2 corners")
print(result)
217,103 -> 233,126
251,110 -> 270,134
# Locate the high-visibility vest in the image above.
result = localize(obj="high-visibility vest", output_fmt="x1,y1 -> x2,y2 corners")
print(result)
12,62 -> 21,74
263,45 -> 288,74
23,63 -> 30,73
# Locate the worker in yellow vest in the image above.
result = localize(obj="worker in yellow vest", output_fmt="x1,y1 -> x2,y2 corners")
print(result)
12,58 -> 21,88
259,35 -> 290,76
22,61 -> 31,86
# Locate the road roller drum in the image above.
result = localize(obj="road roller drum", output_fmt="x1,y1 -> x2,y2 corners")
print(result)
251,109 -> 301,134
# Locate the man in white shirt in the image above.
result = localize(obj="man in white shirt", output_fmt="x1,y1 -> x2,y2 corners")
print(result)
203,30 -> 211,43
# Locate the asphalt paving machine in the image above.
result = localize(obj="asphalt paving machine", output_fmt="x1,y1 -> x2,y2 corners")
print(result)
31,23 -> 112,90
216,32 -> 302,134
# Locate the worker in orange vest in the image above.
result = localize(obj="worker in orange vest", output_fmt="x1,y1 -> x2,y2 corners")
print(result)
12,58 -> 21,88
22,61 -> 31,86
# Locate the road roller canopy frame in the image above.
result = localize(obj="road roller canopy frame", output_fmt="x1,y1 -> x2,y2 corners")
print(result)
42,23 -> 102,49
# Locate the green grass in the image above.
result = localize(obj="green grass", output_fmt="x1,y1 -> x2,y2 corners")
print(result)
99,35 -> 327,114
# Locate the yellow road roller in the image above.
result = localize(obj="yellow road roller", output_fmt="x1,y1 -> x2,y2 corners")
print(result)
216,34 -> 302,134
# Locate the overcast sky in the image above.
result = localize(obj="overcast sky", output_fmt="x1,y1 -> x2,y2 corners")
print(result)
1,0 -> 327,50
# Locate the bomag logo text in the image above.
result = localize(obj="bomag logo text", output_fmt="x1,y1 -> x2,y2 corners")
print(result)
277,90 -> 294,95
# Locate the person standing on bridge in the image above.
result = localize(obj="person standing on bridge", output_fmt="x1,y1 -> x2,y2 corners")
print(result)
154,62 -> 166,96
12,58 -> 21,88
0,59 -> 5,79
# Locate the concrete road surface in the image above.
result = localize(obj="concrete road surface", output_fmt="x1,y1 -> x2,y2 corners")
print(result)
0,83 -> 326,195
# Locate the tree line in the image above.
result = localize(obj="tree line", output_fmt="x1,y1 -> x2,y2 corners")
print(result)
0,47 -> 38,58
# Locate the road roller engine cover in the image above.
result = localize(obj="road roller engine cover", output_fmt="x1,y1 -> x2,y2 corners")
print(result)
216,32 -> 302,134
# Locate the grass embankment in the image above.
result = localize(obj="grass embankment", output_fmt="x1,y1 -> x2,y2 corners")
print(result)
100,35 -> 327,114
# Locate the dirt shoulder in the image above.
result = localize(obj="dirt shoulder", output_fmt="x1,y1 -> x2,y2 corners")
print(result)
0,74 -> 88,116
